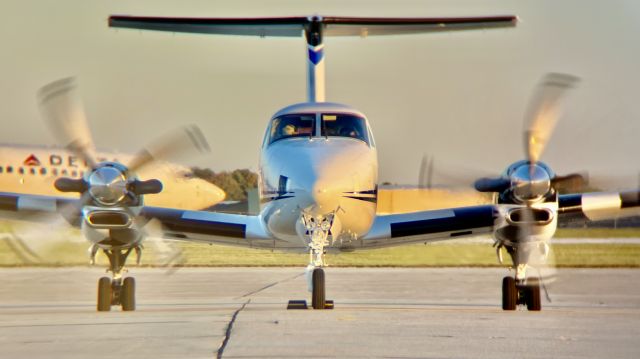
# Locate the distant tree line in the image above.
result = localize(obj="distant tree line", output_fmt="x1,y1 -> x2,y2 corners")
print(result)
190,168 -> 596,202
191,168 -> 258,201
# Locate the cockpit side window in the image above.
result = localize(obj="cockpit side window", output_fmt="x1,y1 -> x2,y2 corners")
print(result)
268,114 -> 315,144
321,114 -> 370,145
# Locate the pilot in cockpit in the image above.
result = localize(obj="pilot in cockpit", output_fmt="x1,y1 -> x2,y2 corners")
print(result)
339,126 -> 360,138
282,124 -> 296,136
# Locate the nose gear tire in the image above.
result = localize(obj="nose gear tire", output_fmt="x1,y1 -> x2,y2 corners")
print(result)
311,268 -> 326,310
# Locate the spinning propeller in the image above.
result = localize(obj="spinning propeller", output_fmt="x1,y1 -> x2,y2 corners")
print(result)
7,77 -> 210,269
38,77 -> 208,212
474,73 -> 582,201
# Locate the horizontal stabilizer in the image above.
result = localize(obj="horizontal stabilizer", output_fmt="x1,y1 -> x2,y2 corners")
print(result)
108,15 -> 517,38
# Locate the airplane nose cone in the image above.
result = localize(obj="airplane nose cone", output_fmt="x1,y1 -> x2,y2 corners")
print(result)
309,178 -> 341,215
208,183 -> 226,203
263,138 -> 377,215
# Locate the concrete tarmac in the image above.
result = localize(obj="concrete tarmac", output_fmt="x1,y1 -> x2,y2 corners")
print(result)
0,267 -> 639,359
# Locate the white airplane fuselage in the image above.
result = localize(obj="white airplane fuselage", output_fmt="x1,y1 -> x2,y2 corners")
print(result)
0,145 -> 225,210
258,102 -> 378,246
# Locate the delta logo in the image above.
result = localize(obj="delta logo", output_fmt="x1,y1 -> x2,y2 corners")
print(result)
23,154 -> 41,166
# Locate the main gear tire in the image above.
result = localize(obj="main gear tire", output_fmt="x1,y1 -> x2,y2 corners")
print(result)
121,277 -> 136,311
502,276 -> 517,311
97,277 -> 112,312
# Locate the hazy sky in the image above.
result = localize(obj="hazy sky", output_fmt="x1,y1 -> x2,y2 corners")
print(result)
1,0 -> 640,186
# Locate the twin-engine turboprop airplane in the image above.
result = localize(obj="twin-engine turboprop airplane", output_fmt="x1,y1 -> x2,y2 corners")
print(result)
1,15 -> 639,312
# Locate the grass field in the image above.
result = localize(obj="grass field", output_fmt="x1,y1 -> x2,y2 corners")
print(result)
2,221 -> 639,267
1,237 -> 639,268
555,227 -> 640,238
177,242 -> 640,267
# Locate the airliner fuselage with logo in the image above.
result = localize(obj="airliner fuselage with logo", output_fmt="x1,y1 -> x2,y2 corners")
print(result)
0,145 -> 225,210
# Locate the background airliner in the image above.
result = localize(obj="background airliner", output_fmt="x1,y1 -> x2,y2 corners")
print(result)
0,144 -> 225,210
0,15 -> 638,313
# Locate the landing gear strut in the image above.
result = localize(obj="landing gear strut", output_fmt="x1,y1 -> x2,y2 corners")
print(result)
96,247 -> 137,312
287,213 -> 335,310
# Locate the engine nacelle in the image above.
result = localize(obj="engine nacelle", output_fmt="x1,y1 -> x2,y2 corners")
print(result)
493,204 -> 558,245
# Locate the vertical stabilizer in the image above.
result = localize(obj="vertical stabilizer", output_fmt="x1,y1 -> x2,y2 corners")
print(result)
305,17 -> 326,102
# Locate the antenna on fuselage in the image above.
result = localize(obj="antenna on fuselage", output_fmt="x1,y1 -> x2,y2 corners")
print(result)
108,14 -> 518,103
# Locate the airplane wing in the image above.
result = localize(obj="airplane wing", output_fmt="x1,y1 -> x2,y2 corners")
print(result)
139,206 -> 288,249
0,192 -> 80,225
0,191 -> 277,247
141,204 -> 498,251
0,190 -> 496,250
1,189 -> 639,251
558,190 -> 640,222
358,205 -> 497,249
352,189 -> 640,249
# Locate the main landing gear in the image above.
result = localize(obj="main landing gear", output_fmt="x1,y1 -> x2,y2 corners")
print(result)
501,264 -> 541,311
98,276 -> 136,311
96,246 -> 138,312
498,242 -> 544,311
502,276 -> 541,311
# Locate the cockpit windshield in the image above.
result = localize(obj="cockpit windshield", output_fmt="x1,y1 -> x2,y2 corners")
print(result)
266,112 -> 371,146
321,114 -> 369,144
268,114 -> 315,144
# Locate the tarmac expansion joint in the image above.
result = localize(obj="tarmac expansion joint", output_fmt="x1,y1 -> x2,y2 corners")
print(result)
216,299 -> 250,359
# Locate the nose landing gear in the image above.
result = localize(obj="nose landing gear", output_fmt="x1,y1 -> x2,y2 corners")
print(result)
287,212 -> 335,310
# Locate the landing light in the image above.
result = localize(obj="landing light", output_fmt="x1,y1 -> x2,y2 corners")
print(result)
302,212 -> 335,232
